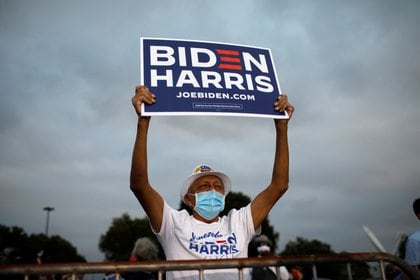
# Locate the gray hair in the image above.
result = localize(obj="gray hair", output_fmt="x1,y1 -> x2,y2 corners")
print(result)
131,237 -> 159,261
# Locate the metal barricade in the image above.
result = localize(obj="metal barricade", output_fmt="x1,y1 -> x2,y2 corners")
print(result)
1,252 -> 419,280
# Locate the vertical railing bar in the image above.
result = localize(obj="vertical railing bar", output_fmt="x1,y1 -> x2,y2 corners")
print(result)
312,263 -> 318,280
378,260 -> 386,280
276,266 -> 281,280
199,269 -> 204,280
238,267 -> 243,280
346,262 -> 353,280
24,274 -> 29,280
158,270 -> 163,280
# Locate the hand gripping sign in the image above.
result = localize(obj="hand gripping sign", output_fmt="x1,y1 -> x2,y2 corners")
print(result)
140,38 -> 288,119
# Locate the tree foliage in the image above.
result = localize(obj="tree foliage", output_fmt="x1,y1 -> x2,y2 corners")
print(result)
281,236 -> 333,256
98,213 -> 163,261
0,224 -> 86,264
281,237 -> 371,279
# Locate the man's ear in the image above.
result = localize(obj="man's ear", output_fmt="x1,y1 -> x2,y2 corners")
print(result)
184,194 -> 194,208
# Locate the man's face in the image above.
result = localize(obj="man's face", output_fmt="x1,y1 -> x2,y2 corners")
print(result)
185,175 -> 226,221
188,175 -> 224,195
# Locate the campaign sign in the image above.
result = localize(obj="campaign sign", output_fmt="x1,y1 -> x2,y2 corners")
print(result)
140,38 -> 288,118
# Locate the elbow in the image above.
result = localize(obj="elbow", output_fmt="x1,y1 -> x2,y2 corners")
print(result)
264,182 -> 288,206
130,168 -> 154,199
279,183 -> 289,196
283,183 -> 289,193
130,182 -> 139,196
271,180 -> 289,197
130,173 -> 147,194
129,182 -> 137,193
130,181 -> 144,200
129,174 -> 136,191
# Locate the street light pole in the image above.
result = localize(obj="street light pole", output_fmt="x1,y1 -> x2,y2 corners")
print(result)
43,207 -> 54,236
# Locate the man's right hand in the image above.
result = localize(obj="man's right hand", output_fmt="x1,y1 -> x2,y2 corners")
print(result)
132,85 -> 156,117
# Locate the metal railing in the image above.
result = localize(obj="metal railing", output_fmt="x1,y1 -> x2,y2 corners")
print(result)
1,252 -> 419,280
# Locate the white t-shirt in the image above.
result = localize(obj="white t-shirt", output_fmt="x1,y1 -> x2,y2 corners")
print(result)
155,201 -> 256,280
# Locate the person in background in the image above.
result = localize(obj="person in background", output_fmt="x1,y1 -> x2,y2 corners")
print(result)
290,266 -> 303,280
405,197 -> 420,272
123,237 -> 160,280
251,234 -> 290,280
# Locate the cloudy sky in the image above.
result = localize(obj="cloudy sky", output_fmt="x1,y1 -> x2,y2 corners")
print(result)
1,0 -> 419,262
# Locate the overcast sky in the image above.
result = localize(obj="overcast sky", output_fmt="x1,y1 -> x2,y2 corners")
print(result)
1,0 -> 419,262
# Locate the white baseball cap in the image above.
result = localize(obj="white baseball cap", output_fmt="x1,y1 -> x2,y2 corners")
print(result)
180,164 -> 231,203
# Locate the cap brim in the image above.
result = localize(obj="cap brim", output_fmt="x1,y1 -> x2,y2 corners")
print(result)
181,171 -> 231,203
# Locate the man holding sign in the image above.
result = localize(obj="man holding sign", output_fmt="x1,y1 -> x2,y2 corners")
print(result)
130,84 -> 293,280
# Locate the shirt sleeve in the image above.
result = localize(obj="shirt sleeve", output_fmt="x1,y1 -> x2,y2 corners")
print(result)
152,200 -> 173,248
405,235 -> 420,265
228,204 -> 257,245
153,200 -> 191,248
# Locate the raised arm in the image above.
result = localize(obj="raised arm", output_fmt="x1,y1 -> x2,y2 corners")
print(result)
251,94 -> 294,229
130,86 -> 164,232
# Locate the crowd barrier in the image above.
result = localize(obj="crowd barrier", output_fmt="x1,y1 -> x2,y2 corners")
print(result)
1,252 -> 419,280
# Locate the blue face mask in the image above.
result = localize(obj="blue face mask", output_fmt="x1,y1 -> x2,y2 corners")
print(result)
191,189 -> 225,220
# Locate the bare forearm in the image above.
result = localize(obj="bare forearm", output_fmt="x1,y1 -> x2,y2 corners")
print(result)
251,95 -> 293,228
251,121 -> 289,228
271,121 -> 289,192
130,86 -> 164,232
129,117 -> 164,232
130,117 -> 151,192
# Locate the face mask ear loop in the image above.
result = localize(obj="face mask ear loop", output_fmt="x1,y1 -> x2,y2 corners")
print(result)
185,193 -> 196,208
